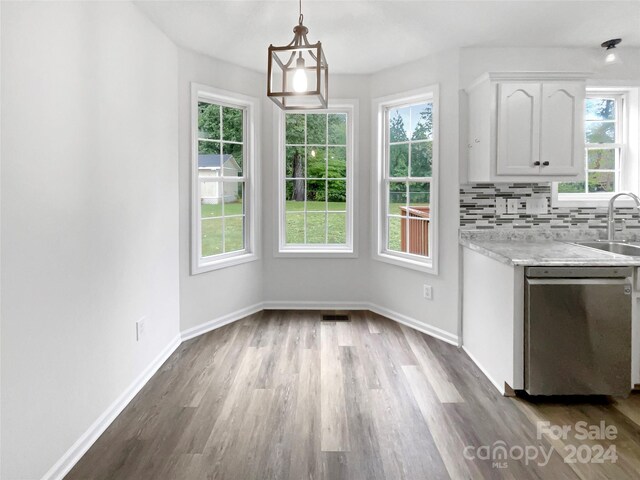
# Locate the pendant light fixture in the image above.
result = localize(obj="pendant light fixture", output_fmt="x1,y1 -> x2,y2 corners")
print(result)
267,0 -> 328,110
601,38 -> 622,66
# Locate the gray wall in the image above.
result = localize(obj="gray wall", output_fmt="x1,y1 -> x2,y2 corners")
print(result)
369,50 -> 462,338
1,2 -> 180,478
260,75 -> 372,308
178,49 -> 264,332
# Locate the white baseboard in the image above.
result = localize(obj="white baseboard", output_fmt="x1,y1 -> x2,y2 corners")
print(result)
461,345 -> 505,395
180,302 -> 264,342
261,301 -> 459,346
262,300 -> 370,310
41,334 -> 182,480
368,303 -> 459,346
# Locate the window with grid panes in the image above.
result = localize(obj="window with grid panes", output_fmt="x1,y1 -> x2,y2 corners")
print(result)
280,107 -> 354,253
192,85 -> 257,274
384,102 -> 433,259
558,92 -> 626,197
373,87 -> 439,273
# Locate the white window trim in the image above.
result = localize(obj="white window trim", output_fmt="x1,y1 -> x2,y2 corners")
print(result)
191,83 -> 261,274
275,100 -> 358,257
552,87 -> 639,208
372,85 -> 440,275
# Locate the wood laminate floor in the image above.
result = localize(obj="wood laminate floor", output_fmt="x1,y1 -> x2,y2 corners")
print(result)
66,310 -> 640,480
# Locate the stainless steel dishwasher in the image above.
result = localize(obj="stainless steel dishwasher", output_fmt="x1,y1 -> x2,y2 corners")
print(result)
525,266 -> 632,396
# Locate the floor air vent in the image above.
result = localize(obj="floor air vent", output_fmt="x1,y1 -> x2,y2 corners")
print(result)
322,314 -> 350,321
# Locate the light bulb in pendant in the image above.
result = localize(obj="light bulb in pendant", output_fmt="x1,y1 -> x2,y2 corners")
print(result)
293,56 -> 308,92
604,50 -> 621,65
601,38 -> 622,66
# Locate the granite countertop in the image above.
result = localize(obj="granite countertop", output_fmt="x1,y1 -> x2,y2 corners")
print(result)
459,229 -> 640,266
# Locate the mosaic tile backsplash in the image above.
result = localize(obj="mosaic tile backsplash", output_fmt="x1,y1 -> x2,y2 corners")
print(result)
460,183 -> 640,231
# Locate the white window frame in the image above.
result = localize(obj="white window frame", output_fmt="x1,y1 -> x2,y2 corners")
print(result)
553,87 -> 639,207
191,83 -> 260,274
276,100 -> 357,257
372,85 -> 439,274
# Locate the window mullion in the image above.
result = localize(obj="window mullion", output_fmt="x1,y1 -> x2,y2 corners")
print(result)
583,147 -> 589,194
586,143 -> 623,149
219,104 -> 223,148
407,108 -> 412,177
304,114 -> 308,244
615,145 -> 622,192
404,181 -> 409,254
387,177 -> 432,183
325,113 -> 329,243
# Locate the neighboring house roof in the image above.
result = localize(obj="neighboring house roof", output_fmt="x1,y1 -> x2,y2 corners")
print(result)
198,154 -> 240,171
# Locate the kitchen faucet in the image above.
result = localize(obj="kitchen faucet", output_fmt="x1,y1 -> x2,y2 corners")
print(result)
607,192 -> 640,241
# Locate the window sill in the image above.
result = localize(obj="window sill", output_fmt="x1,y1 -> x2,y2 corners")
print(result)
192,251 -> 258,275
374,251 -> 437,274
553,193 -> 640,208
276,246 -> 357,258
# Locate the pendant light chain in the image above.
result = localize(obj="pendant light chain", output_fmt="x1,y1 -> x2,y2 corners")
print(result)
298,0 -> 304,26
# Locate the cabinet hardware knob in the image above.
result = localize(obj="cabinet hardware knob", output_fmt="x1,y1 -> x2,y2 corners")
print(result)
533,161 -> 541,166
542,161 -> 550,166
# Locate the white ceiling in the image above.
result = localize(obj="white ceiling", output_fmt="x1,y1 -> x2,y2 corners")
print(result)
134,1 -> 640,74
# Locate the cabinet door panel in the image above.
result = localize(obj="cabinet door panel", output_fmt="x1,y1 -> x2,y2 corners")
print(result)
467,83 -> 491,181
497,83 -> 541,175
540,83 -> 584,176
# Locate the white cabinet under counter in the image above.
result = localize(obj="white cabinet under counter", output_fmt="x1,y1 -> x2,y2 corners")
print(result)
462,247 -> 525,394
460,234 -> 640,396
466,72 -> 588,183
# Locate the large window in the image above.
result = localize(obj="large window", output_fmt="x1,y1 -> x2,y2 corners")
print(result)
374,87 -> 439,273
555,89 -> 637,206
192,85 -> 258,273
278,103 -> 355,255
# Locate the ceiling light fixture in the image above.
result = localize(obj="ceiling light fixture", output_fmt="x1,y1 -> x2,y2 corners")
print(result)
601,38 -> 622,66
267,0 -> 328,110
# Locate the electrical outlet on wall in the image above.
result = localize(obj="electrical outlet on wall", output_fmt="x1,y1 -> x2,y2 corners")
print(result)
423,284 -> 433,300
136,317 -> 146,342
526,196 -> 548,215
495,197 -> 507,215
507,198 -> 519,214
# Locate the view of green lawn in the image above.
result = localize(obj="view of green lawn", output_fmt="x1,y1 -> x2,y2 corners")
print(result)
201,200 -> 429,256
285,201 -> 347,244
201,200 -> 349,254
201,202 -> 244,256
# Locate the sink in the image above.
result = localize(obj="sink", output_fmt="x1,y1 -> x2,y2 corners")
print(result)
573,241 -> 640,257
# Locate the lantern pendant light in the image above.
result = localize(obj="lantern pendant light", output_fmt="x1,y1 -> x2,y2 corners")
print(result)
267,0 -> 328,110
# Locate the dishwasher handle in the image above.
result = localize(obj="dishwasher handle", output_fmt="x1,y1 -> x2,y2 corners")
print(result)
526,277 -> 632,293
525,266 -> 633,278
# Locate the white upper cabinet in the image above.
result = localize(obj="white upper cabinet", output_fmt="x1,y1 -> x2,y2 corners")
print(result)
466,72 -> 588,183
497,83 -> 541,176
540,83 -> 584,176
